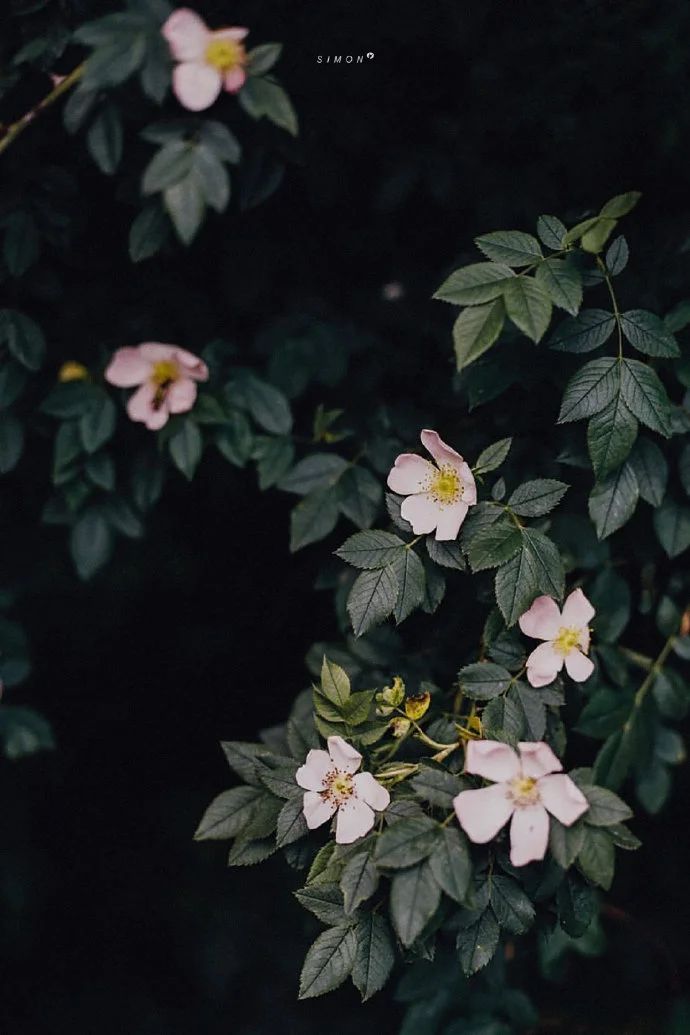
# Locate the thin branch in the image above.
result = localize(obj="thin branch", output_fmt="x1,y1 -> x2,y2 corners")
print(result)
0,63 -> 85,158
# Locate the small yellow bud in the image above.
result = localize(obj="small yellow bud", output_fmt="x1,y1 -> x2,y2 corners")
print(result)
467,714 -> 483,735
58,361 -> 89,383
405,691 -> 431,721
389,717 -> 411,739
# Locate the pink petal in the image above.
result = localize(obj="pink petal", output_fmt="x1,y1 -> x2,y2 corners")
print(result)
510,804 -> 549,866
213,27 -> 249,42
459,462 -> 477,505
386,453 -> 434,495
303,791 -> 336,830
525,642 -> 563,686
453,783 -> 515,843
162,8 -> 210,61
224,67 -> 247,93
353,772 -> 390,812
434,501 -> 469,541
171,347 -> 209,381
173,62 -> 223,112
335,797 -> 375,843
327,736 -> 362,774
519,596 -> 562,641
564,649 -> 595,683
538,774 -> 589,826
105,347 -> 150,387
295,748 -> 332,791
420,428 -> 464,471
561,587 -> 595,629
138,343 -> 178,363
167,377 -> 197,415
400,492 -> 441,534
518,742 -> 562,779
127,383 -> 169,430
465,740 -> 520,783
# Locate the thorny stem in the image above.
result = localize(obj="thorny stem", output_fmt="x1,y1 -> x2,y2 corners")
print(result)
0,63 -> 85,157
596,255 -> 624,360
625,631 -> 677,730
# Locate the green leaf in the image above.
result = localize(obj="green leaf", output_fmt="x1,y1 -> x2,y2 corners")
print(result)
299,925 -> 357,999
0,414 -> 24,474
452,299 -> 505,370
85,452 -> 115,491
411,765 -> 464,808
581,217 -> 617,254
169,419 -> 202,480
588,462 -> 639,539
605,235 -> 629,276
582,785 -> 633,826
0,706 -> 55,760
391,548 -> 426,623
142,141 -> 194,193
83,33 -> 147,89
466,518 -> 522,574
70,508 -> 113,580
489,875 -> 535,934
255,436 -> 294,489
535,257 -> 583,315
434,262 -> 514,305
511,682 -> 546,740
227,838 -> 276,866
215,412 -> 254,468
347,566 -> 399,637
475,230 -> 543,267
290,488 -> 340,551
321,656 -> 351,708
337,466 -> 382,529
653,500 -> 690,559
79,392 -> 116,454
620,310 -> 679,358
620,359 -> 672,437
482,693 -> 524,742
428,826 -> 471,904
537,214 -> 567,250
599,190 -> 642,218
425,537 -> 466,570
503,277 -> 552,343
238,77 -> 298,136
628,437 -> 667,506
352,914 -> 395,1001
194,786 -> 264,840
548,818 -> 586,870
587,394 -> 638,479
456,908 -> 500,975
474,437 -> 512,475
128,202 -> 169,262
336,530 -> 405,569
389,861 -> 441,947
247,42 -> 283,77
193,145 -> 230,212
577,826 -> 615,889
0,310 -> 46,371
164,173 -> 205,245
550,309 -> 616,354
558,358 -> 619,423
374,816 -> 439,869
508,479 -> 569,517
294,883 -> 346,925
0,362 -> 27,409
678,443 -> 690,496
276,794 -> 309,847
494,549 -> 537,628
521,528 -> 565,599
557,872 -> 597,936
86,104 -> 123,174
458,662 -> 512,700
340,850 -> 379,914
42,382 -> 97,419
232,372 -> 293,435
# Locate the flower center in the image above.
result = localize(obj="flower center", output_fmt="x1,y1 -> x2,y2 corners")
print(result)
509,775 -> 540,806
323,770 -> 354,805
429,465 -> 463,506
151,359 -> 180,387
553,626 -> 581,656
205,38 -> 244,72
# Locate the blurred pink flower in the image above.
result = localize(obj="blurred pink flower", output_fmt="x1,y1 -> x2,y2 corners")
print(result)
162,8 -> 248,112
295,735 -> 390,844
519,588 -> 595,688
105,342 -> 208,430
387,429 -> 477,541
454,740 -> 588,866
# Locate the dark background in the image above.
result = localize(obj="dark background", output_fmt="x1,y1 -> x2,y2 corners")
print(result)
2,1 -> 690,1031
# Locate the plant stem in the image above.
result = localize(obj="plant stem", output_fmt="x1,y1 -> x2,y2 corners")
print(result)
0,63 -> 85,158
625,632 -> 676,731
596,256 -> 623,360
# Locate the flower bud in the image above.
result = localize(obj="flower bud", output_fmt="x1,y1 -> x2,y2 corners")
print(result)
58,361 -> 89,383
389,717 -> 411,739
404,690 -> 431,721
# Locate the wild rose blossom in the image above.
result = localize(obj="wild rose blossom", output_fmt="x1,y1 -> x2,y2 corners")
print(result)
453,740 -> 588,866
519,588 -> 595,688
387,429 -> 477,541
162,8 -> 249,112
295,735 -> 390,844
105,342 -> 208,430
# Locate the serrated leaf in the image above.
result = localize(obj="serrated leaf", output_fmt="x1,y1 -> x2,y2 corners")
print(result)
508,479 -> 568,517
535,257 -> 582,316
653,500 -> 690,559
474,437 -> 512,475
294,883 -> 346,925
577,826 -> 615,889
279,453 -> 348,495
194,786 -> 264,840
582,785 -> 633,826
340,850 -> 379,914
458,662 -> 512,700
411,765 -> 463,808
605,235 -> 629,276
489,875 -> 535,934
599,190 -> 641,218
558,358 -> 620,423
374,817 -> 439,869
628,437 -> 667,506
503,277 -> 552,343
337,466 -> 382,529
475,231 -> 543,267
549,309 -> 616,354
587,394 -> 638,479
425,536 -> 466,570
391,548 -> 426,623
521,528 -> 565,599
434,262 -> 514,305
557,872 -> 597,935
336,530 -> 405,569
466,518 -> 522,572
352,914 -> 395,1001
227,837 -> 277,866
290,488 -> 340,551
620,310 -> 679,358
299,925 -> 356,999
321,656 -> 351,707
347,566 -> 399,637
482,693 -> 524,742
456,908 -> 500,975
537,214 -> 567,250
428,826 -> 472,904
452,299 -> 505,370
620,359 -> 672,437
548,817 -> 586,869
588,462 -> 639,539
390,861 -> 441,947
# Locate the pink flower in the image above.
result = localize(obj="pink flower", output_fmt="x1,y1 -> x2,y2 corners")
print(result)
454,740 -> 588,866
162,8 -> 249,112
295,736 -> 390,844
105,342 -> 209,431
387,429 -> 477,541
519,588 -> 595,688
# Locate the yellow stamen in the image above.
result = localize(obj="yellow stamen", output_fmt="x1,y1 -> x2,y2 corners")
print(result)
205,37 -> 244,72
510,775 -> 540,806
151,360 -> 179,387
58,360 -> 89,383
429,465 -> 463,506
553,626 -> 581,656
